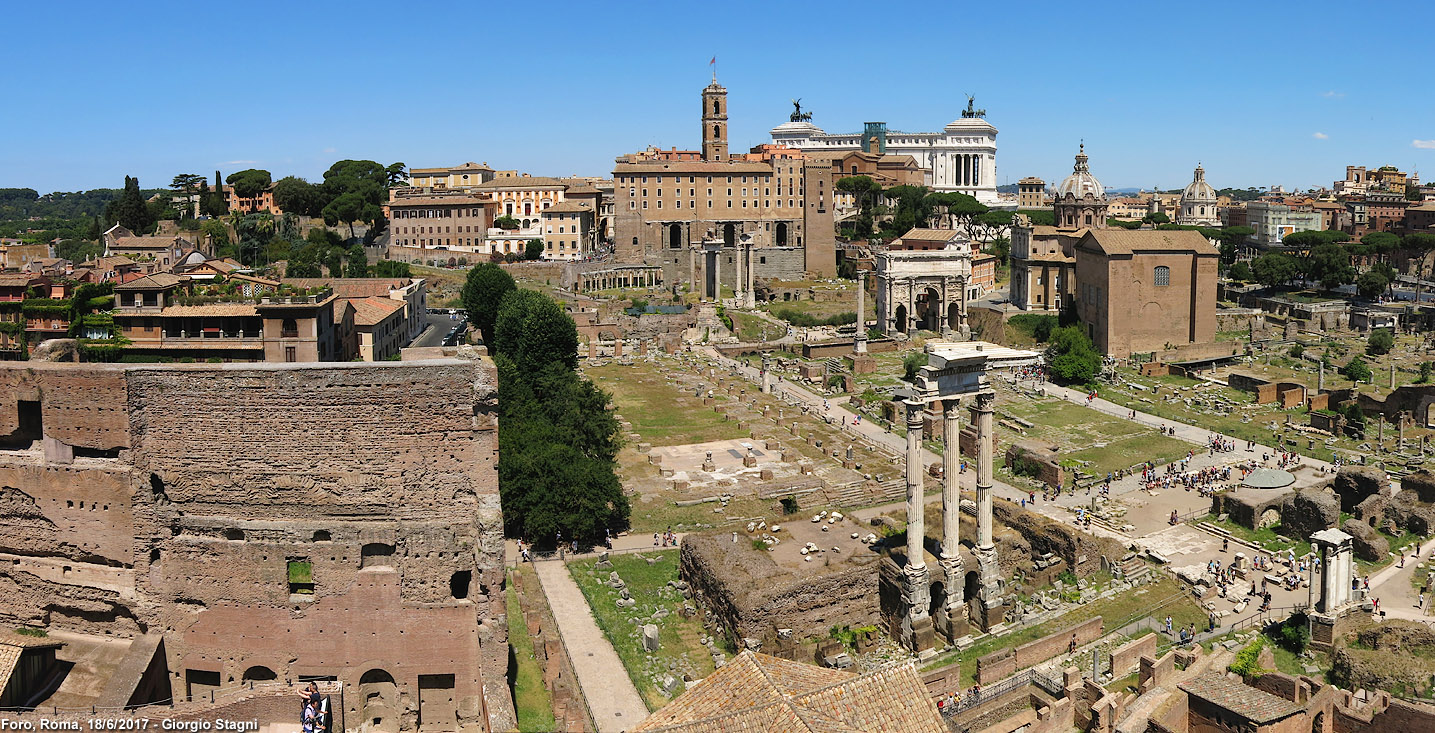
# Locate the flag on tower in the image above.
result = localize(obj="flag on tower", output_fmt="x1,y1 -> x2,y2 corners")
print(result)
709,56 -> 716,65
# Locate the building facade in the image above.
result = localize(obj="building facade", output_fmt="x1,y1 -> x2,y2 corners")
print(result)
1074,229 -> 1218,358
874,231 -> 975,336
771,96 -> 1001,204
407,161 -> 496,189
613,79 -> 837,286
1017,177 -> 1045,209
540,200 -> 595,261
1246,202 -> 1323,249
388,194 -> 491,251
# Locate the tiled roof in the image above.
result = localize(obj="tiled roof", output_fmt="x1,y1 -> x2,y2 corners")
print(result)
472,176 -> 568,190
631,651 -> 944,733
388,195 -> 492,207
111,236 -> 188,250
1079,228 -> 1219,256
157,304 -> 259,317
0,274 -> 42,287
115,273 -> 187,290
542,200 -> 593,214
0,645 -> 19,696
0,631 -> 64,649
896,228 -> 961,242
1180,672 -> 1303,724
348,296 -> 405,326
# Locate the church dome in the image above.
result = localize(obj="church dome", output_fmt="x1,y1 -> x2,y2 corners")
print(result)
1182,164 -> 1216,203
1056,144 -> 1104,199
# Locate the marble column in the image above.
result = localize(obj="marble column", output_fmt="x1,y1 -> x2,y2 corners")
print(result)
905,399 -> 927,572
688,248 -> 696,298
744,241 -> 756,308
734,242 -> 745,307
855,271 -> 868,354
713,249 -> 721,302
760,353 -> 771,394
902,398 -> 933,651
938,398 -> 967,640
974,390 -> 995,551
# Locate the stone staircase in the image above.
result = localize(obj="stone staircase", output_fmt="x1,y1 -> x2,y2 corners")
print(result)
874,477 -> 907,504
826,479 -> 869,507
1118,553 -> 1154,586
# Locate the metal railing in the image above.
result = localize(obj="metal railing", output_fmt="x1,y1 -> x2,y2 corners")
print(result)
940,666 -> 1063,718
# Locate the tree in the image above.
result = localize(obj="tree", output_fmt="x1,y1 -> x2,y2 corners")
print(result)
1142,212 -> 1170,225
1217,226 -> 1254,264
1302,243 -> 1356,290
525,238 -> 545,261
55,238 -> 101,263
1017,209 -> 1055,227
460,263 -> 516,346
225,169 -> 273,199
1228,261 -> 1254,282
1359,231 -> 1400,265
345,244 -> 369,278
1419,361 -> 1433,384
929,191 -> 986,231
1367,328 -> 1394,356
1404,232 -> 1435,305
385,162 -> 408,187
971,210 -> 1013,245
493,215 -> 520,230
902,351 -> 926,382
373,260 -> 411,278
494,289 -> 578,372
1280,229 -> 1349,252
1045,326 -> 1101,385
201,171 -> 228,217
104,176 -> 153,233
322,192 -> 366,240
836,175 -> 881,218
496,357 -> 627,547
1356,270 -> 1390,298
1340,356 -> 1372,384
1250,252 -> 1300,287
170,173 -> 203,218
272,176 -> 326,218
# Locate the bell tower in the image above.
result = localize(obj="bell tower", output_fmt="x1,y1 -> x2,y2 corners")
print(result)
702,81 -> 728,162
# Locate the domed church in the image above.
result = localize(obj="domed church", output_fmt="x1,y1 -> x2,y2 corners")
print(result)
1176,164 -> 1220,226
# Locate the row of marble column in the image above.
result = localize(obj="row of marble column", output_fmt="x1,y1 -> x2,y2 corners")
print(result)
948,153 -> 983,188
587,270 -> 658,291
902,389 -> 998,647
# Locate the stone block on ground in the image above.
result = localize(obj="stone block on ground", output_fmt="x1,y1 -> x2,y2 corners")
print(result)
642,624 -> 661,651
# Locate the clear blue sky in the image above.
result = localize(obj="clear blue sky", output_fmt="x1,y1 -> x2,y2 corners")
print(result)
5,0 -> 1433,195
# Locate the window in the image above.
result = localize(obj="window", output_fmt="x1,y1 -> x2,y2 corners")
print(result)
1154,266 -> 1170,286
287,559 -> 313,597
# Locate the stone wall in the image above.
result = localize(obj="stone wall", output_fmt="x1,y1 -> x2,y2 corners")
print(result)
976,617 -> 1103,684
1108,632 -> 1157,678
992,500 -> 1124,577
0,359 -> 512,733
680,532 -> 880,644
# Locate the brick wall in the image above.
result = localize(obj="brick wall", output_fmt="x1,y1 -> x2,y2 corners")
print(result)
1139,651 -> 1175,693
1108,632 -> 1156,678
977,617 -> 1103,684
0,364 -> 131,450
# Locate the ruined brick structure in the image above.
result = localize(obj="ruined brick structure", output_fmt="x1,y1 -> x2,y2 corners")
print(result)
0,358 -> 511,732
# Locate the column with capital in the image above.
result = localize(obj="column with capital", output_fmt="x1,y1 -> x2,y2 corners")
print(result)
744,240 -> 756,308
901,398 -> 934,651
733,240 -> 744,307
973,388 -> 1005,630
855,271 -> 868,354
712,248 -> 722,302
937,397 -> 968,641
688,247 -> 696,299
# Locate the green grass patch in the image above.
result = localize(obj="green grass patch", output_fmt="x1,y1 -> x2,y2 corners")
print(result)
728,311 -> 786,343
569,551 -> 715,711
586,362 -> 748,446
506,569 -> 556,732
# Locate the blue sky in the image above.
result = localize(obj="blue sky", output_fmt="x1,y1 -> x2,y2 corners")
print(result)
4,0 -> 1434,195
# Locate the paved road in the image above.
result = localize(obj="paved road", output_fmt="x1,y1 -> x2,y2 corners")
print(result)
410,312 -> 465,348
531,559 -> 650,732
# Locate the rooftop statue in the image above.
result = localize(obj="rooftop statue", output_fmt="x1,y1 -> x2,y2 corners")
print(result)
790,98 -> 812,123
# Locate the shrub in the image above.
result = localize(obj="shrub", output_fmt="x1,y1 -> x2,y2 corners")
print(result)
780,497 -> 800,515
751,538 -> 767,551
1367,328 -> 1394,356
1288,344 -> 1303,358
1013,457 -> 1044,479
1009,313 -> 1058,343
1227,637 -> 1268,679
903,351 -> 926,381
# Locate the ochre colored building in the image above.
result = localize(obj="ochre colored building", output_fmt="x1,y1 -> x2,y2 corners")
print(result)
1074,228 -> 1218,358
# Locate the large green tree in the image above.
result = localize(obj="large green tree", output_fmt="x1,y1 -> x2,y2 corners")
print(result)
272,176 -> 327,218
1302,242 -> 1356,290
1251,252 -> 1300,287
104,176 -> 153,233
1341,356 -> 1372,384
225,169 -> 273,199
494,289 -> 578,372
460,263 -> 516,346
1045,326 -> 1101,384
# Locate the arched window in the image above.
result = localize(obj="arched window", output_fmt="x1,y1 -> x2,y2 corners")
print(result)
713,99 -> 720,114
1154,266 -> 1170,286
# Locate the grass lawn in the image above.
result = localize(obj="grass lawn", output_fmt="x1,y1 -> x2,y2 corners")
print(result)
569,551 -> 715,711
922,575 -> 1204,686
506,568 -> 556,732
585,362 -> 748,446
998,396 -> 1191,476
728,311 -> 787,342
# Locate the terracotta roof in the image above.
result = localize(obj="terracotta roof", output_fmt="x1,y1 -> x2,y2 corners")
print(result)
896,228 -> 962,242
632,651 -> 944,733
542,201 -> 593,214
472,176 -> 567,190
158,304 -> 259,317
615,160 -> 777,174
0,645 -> 18,696
348,296 -> 405,326
332,299 -> 354,325
0,274 -> 42,287
388,195 -> 492,207
1078,228 -> 1218,256
411,161 -> 493,174
115,273 -> 188,290
1180,672 -> 1303,723
0,631 -> 64,649
90,255 -> 139,270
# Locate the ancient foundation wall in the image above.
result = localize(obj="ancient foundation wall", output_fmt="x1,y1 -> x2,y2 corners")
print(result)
976,617 -> 1103,684
1109,632 -> 1157,678
680,534 -> 879,643
0,364 -> 131,450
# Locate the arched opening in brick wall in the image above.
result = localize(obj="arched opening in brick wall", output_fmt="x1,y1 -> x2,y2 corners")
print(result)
359,669 -> 399,733
313,530 -> 331,542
